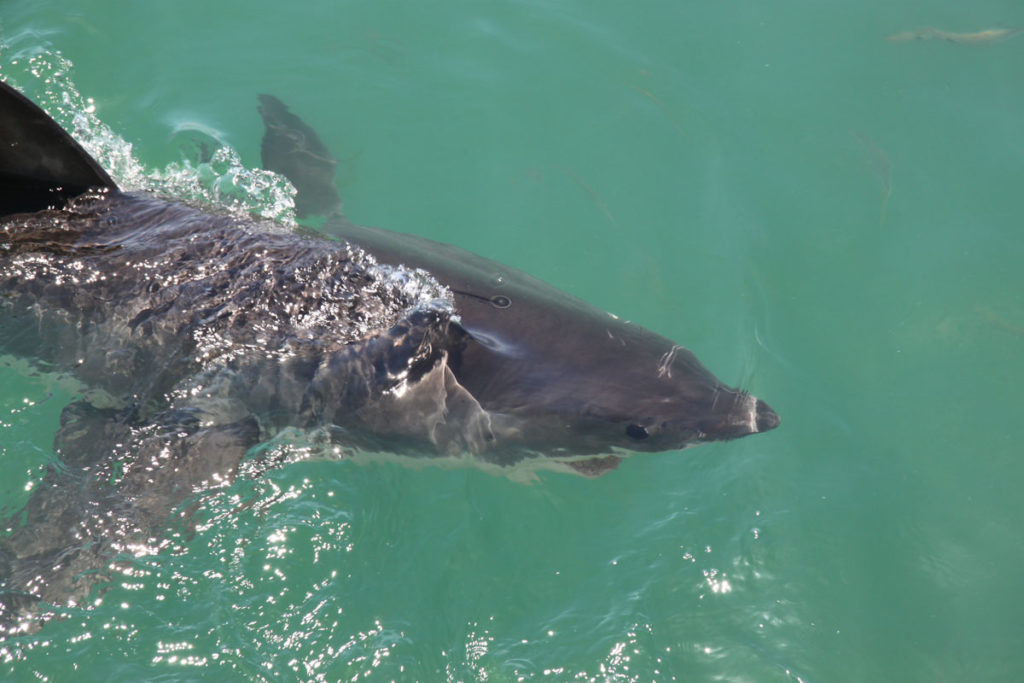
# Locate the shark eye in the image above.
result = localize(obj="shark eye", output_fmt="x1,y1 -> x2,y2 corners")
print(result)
625,424 -> 649,440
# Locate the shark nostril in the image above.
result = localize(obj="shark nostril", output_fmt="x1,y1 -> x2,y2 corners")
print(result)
625,424 -> 649,440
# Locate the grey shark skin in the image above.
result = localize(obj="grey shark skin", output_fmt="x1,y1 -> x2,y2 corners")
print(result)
257,95 -> 779,460
0,81 -> 778,634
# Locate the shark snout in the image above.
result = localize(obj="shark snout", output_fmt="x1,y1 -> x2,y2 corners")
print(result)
754,398 -> 780,432
695,392 -> 780,442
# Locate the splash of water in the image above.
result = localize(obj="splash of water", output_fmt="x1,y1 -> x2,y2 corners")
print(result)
0,46 -> 299,223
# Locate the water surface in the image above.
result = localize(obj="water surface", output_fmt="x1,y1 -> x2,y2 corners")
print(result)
1,1 -> 1022,680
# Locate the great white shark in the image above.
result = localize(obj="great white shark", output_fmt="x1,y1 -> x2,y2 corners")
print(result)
0,80 -> 778,634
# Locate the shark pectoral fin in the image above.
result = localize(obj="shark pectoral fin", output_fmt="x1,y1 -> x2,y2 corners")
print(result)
54,399 -> 136,468
116,412 -> 261,526
1,400 -> 136,566
0,410 -> 259,635
0,455 -> 112,634
353,353 -> 495,455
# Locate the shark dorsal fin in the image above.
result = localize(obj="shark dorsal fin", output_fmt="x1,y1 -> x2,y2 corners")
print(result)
0,80 -> 117,217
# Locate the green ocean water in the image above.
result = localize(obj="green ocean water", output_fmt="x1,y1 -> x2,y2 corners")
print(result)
1,0 -> 1022,681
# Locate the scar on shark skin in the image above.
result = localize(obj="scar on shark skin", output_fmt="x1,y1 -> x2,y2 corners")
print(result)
886,26 -> 1024,45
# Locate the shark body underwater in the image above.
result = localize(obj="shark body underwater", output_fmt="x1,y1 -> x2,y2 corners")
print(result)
0,80 -> 778,634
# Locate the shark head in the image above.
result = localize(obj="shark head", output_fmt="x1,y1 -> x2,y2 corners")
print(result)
448,290 -> 779,456
329,221 -> 780,475
255,92 -> 779,474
